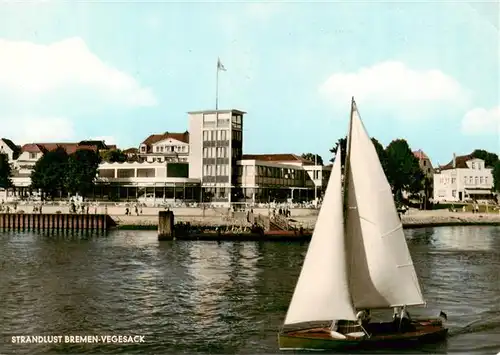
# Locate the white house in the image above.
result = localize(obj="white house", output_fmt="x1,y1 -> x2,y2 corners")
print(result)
0,138 -> 20,162
433,153 -> 493,202
138,131 -> 189,163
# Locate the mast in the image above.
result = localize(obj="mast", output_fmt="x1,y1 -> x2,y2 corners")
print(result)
343,97 -> 355,224
341,96 -> 357,318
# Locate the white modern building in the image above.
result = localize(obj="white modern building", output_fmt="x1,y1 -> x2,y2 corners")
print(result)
237,154 -> 331,203
5,109 -> 330,205
188,109 -> 244,203
433,153 -> 493,202
96,161 -> 199,201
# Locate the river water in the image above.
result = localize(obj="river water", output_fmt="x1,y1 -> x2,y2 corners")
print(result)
0,226 -> 499,354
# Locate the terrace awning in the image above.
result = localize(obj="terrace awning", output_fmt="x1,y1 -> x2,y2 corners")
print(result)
465,189 -> 493,194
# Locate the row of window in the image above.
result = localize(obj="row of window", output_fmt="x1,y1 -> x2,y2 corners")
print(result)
470,162 -> 482,170
148,157 -> 188,163
203,147 -> 228,158
440,176 -> 489,185
203,130 -> 228,141
203,164 -> 230,176
238,166 -> 305,180
202,129 -> 242,142
202,187 -> 228,199
465,176 -> 488,185
153,145 -> 187,153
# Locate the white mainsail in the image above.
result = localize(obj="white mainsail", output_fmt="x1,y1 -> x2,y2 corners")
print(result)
345,100 -> 425,309
284,148 -> 357,325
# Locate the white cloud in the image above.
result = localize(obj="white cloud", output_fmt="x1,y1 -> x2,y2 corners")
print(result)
318,61 -> 469,119
0,37 -> 157,107
245,2 -> 284,21
1,117 -> 75,144
461,106 -> 500,135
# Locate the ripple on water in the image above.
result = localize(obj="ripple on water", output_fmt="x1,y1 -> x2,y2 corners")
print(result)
0,227 -> 499,354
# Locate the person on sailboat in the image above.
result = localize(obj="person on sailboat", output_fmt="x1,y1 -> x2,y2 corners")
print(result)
357,309 -> 371,326
393,306 -> 414,332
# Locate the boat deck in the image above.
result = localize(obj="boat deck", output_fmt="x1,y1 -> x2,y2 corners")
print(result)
287,319 -> 446,341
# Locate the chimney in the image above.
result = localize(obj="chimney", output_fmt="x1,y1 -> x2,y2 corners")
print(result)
453,153 -> 456,168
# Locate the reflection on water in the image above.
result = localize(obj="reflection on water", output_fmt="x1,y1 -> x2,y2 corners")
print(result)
0,227 -> 499,354
435,226 -> 494,251
187,242 -> 231,326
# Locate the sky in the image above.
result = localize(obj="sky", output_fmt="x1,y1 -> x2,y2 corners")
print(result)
0,0 -> 498,167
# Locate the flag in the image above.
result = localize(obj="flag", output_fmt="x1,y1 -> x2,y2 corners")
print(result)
217,57 -> 227,71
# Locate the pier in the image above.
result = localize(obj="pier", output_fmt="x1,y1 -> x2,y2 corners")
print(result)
0,213 -> 116,232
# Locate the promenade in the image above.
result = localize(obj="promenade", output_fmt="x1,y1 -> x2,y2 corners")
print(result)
9,204 -> 500,229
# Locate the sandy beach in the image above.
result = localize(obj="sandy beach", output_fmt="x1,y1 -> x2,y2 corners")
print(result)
10,203 -> 499,229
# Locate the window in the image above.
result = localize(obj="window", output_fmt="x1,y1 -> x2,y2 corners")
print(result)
203,147 -> 209,158
478,163 -> 481,170
221,130 -> 227,140
480,177 -> 484,184
472,162 -> 475,169
210,147 -> 215,158
140,145 -> 146,152
203,131 -> 209,141
29,152 -> 37,159
211,130 -> 215,141
475,177 -> 478,185
469,176 -> 473,184
485,177 -> 488,184
423,160 -> 427,166
452,190 -> 456,197
452,178 -> 456,184
464,176 -> 468,184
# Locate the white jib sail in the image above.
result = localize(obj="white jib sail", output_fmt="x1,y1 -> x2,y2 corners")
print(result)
284,148 -> 358,325
345,103 -> 425,310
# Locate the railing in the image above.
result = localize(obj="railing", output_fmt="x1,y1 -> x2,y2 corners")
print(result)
271,214 -> 289,230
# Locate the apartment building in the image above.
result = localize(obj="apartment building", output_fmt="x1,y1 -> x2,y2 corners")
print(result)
138,131 -> 189,163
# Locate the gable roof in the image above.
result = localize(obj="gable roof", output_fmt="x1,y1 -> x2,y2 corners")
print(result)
241,153 -> 314,165
123,147 -> 138,154
21,143 -> 98,155
439,154 -> 473,170
1,138 -> 20,154
413,149 -> 430,161
141,131 -> 189,148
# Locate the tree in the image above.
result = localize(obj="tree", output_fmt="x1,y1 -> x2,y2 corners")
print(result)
65,149 -> 102,197
30,147 -> 69,198
422,176 -> 433,210
0,153 -> 13,189
385,139 -> 424,202
330,137 -> 347,166
100,149 -> 127,163
471,149 -> 498,168
493,161 -> 500,193
301,153 -> 323,165
371,138 -> 388,172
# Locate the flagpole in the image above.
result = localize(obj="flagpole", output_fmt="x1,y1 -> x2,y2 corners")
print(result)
216,63 -> 219,110
215,58 -> 219,202
314,154 -> 318,206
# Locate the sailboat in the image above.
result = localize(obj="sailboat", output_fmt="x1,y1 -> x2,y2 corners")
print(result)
278,98 -> 448,351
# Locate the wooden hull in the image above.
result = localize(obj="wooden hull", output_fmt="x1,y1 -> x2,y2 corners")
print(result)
278,319 -> 448,351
